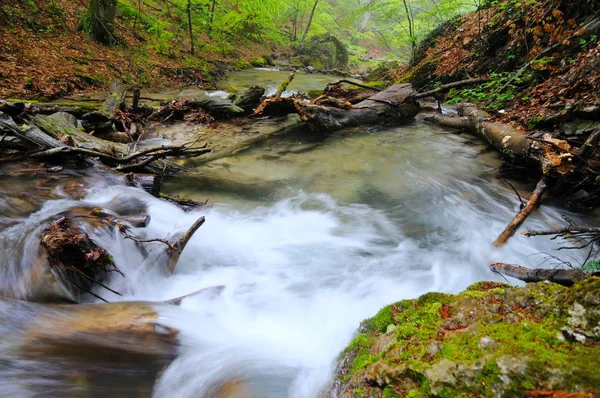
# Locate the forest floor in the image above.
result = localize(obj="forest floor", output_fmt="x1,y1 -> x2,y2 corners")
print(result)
379,0 -> 599,136
0,0 -> 279,100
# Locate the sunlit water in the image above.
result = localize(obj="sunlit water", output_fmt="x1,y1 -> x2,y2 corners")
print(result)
0,71 -> 593,397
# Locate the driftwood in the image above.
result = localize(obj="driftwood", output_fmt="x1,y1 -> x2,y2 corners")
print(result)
13,286 -> 221,359
254,83 -> 420,132
323,84 -> 379,105
149,98 -> 243,122
167,216 -> 206,274
493,176 -> 549,247
159,193 -> 206,212
523,225 -> 600,237
414,77 -> 491,99
2,114 -> 211,174
275,72 -> 296,97
489,262 -> 587,286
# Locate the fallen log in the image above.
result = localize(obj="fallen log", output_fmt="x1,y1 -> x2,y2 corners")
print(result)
489,262 -> 587,286
0,100 -> 100,118
254,83 -> 420,132
235,86 -> 265,112
25,114 -> 208,174
82,81 -> 126,136
297,83 -> 420,131
423,103 -> 577,246
195,98 -> 245,118
523,225 -> 600,237
149,97 -> 243,122
323,84 -> 378,104
310,95 -> 352,109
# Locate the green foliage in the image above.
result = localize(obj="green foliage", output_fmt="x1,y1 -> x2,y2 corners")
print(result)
583,261 -> 600,272
23,77 -> 34,90
446,70 -> 533,109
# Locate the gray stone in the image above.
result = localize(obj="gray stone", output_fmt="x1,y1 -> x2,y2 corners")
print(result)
478,337 -> 495,349
50,111 -> 78,128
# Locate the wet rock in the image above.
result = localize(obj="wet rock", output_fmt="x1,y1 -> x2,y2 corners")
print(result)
478,336 -> 495,349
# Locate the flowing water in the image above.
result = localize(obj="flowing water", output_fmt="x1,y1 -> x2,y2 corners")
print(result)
0,70 -> 593,397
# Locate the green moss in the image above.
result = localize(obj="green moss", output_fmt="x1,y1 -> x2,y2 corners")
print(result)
406,389 -> 427,398
466,281 -> 511,292
307,89 -> 323,99
382,387 -> 400,398
364,305 -> 395,333
336,278 -> 600,397
346,333 -> 373,352
232,59 -> 252,70
395,57 -> 440,89
250,56 -> 268,67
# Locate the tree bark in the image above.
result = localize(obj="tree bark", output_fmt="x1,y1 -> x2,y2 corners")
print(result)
85,0 -> 118,45
492,176 -> 549,247
255,83 -> 420,132
423,103 -> 575,175
489,262 -> 587,287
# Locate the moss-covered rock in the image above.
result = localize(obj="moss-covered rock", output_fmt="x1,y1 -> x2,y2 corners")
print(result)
331,278 -> 600,397
395,57 -> 440,91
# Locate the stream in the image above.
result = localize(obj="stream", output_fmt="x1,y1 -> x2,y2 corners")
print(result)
0,69 -> 593,397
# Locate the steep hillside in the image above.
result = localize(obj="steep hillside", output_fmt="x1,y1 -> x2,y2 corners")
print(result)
388,0 -> 599,131
0,0 -> 278,99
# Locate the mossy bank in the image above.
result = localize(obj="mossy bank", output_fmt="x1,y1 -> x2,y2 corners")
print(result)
331,278 -> 600,397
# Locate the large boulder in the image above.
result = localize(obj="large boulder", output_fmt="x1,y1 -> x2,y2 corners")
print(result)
331,277 -> 600,397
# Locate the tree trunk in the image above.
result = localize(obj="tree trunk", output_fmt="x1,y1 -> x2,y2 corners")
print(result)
300,0 -> 319,44
85,0 -> 118,45
208,0 -> 217,34
187,0 -> 194,55
402,0 -> 416,60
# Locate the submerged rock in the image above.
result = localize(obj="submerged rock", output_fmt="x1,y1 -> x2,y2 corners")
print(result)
331,278 -> 600,397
